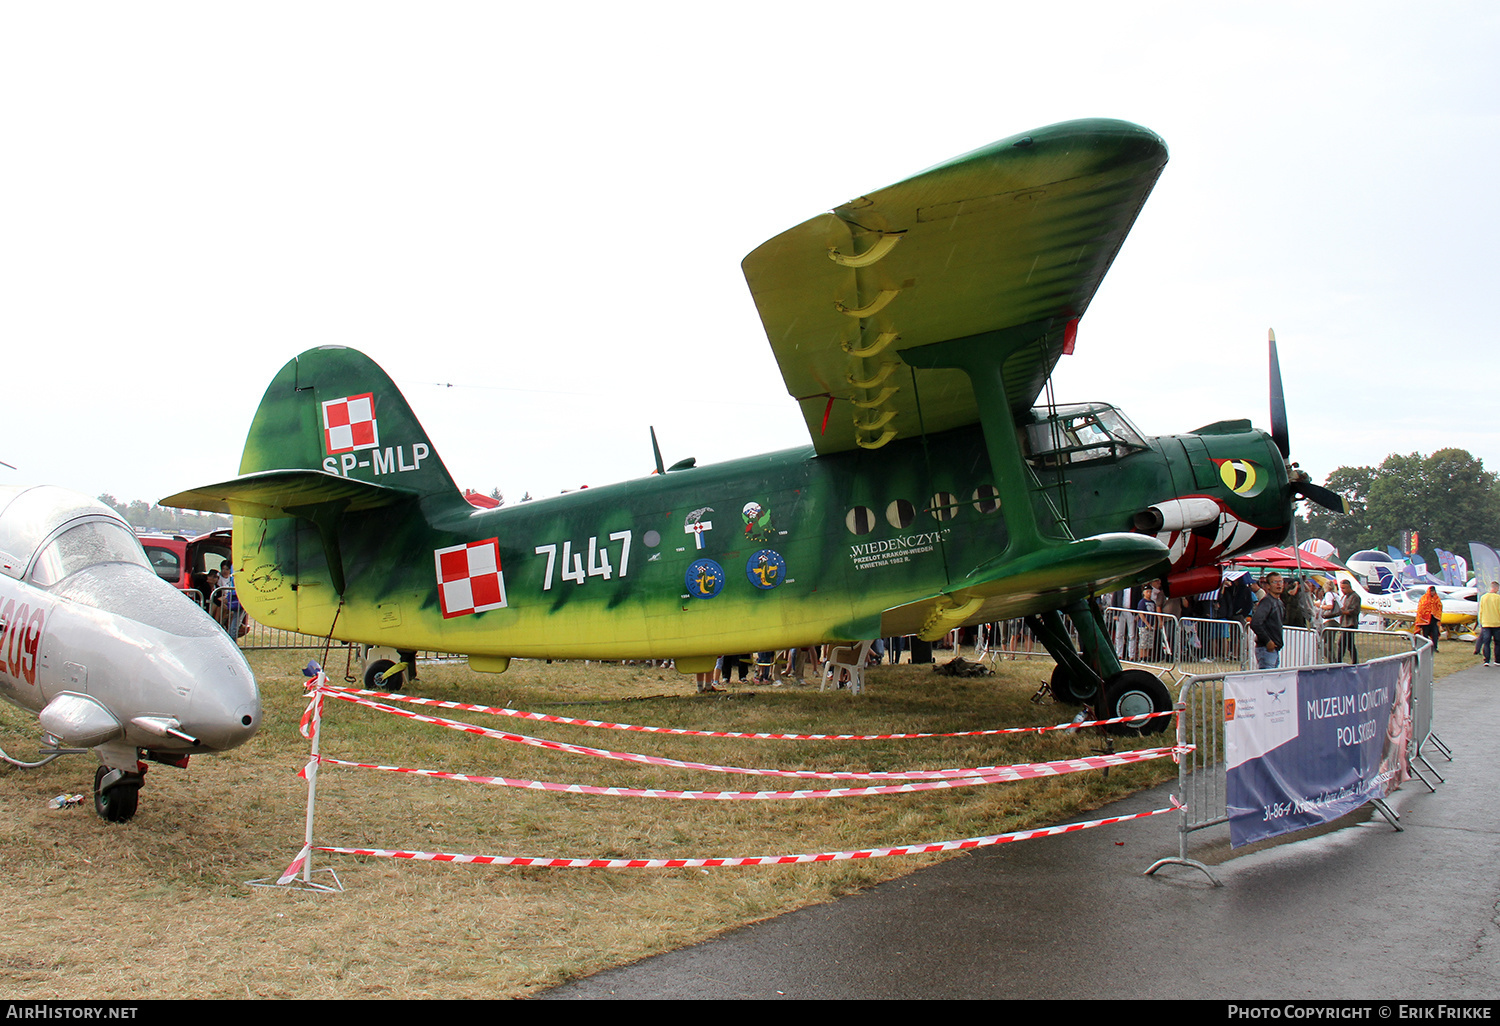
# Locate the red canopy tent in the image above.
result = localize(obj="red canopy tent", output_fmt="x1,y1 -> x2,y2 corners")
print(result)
1223,546 -> 1347,572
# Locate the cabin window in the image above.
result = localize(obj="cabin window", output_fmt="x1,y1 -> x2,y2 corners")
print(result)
1024,404 -> 1147,467
30,521 -> 152,586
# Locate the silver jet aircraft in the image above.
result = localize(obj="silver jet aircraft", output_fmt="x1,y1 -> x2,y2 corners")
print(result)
0,486 -> 260,821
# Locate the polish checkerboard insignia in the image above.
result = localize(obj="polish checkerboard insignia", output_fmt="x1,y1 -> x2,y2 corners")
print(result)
435,539 -> 508,618
322,393 -> 380,454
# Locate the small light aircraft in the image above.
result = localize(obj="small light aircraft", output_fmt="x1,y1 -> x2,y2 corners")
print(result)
1368,567 -> 1478,622
1371,552 -> 1476,600
164,119 -> 1346,733
1339,570 -> 1477,631
0,486 -> 260,821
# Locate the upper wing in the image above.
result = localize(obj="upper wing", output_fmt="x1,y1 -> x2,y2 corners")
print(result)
742,119 -> 1168,454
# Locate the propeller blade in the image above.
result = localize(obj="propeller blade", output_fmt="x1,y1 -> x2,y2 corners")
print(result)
1268,328 -> 1289,457
1292,481 -> 1350,515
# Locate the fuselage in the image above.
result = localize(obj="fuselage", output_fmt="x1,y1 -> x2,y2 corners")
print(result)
236,409 -> 1292,661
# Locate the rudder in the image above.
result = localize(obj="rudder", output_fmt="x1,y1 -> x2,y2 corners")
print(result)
241,346 -> 462,501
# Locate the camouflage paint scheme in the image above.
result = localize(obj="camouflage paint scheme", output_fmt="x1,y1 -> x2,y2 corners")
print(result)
165,119 -> 1300,681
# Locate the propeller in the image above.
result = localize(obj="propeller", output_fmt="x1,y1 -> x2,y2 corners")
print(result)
1268,329 -> 1350,515
1268,329 -> 1290,458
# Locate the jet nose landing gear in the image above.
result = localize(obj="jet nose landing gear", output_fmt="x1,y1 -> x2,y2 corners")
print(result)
93,764 -> 145,823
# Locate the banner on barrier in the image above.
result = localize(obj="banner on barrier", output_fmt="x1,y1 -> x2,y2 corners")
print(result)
1225,659 -> 1412,848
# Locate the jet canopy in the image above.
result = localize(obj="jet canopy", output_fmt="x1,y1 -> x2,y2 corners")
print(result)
1022,403 -> 1148,468
0,486 -> 148,583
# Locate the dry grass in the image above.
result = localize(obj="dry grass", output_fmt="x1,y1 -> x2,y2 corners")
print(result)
0,643 -> 1476,999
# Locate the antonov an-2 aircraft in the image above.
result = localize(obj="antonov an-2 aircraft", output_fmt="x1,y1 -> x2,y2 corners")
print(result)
164,119 -> 1344,733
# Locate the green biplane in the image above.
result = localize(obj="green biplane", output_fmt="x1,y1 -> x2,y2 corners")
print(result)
164,118 -> 1343,731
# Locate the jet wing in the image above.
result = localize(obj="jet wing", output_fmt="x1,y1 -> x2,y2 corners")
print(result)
161,470 -> 417,519
742,119 -> 1167,454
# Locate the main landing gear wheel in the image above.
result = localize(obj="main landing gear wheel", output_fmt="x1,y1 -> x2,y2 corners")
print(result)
1102,670 -> 1173,736
363,659 -> 406,691
93,765 -> 142,823
1049,665 -> 1088,705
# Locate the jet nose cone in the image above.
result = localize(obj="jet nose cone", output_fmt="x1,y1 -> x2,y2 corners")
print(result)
185,637 -> 261,751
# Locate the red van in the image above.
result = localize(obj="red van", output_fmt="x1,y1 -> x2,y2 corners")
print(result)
138,529 -> 233,595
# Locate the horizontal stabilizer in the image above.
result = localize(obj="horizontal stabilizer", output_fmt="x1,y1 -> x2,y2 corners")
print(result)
161,470 -> 417,520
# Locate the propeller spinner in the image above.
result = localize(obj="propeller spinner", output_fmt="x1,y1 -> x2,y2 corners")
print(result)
1269,329 -> 1350,515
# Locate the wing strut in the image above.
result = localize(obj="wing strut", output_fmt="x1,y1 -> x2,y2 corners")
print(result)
901,321 -> 1073,556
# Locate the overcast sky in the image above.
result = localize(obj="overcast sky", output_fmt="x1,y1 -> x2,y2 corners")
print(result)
4,2 -> 1496,507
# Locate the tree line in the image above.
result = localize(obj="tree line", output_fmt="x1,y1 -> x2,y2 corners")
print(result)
97,494 -> 232,534
1295,448 -> 1500,566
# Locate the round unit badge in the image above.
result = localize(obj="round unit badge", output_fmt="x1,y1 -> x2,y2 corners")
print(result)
685,558 -> 726,599
745,549 -> 786,590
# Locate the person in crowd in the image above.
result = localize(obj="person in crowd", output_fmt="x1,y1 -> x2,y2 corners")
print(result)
1479,582 -> 1500,666
1250,572 -> 1285,669
1414,586 -> 1443,653
1337,578 -> 1362,663
1283,576 -> 1310,630
190,568 -> 219,613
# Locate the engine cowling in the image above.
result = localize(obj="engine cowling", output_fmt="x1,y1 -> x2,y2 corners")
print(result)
1131,498 -> 1221,535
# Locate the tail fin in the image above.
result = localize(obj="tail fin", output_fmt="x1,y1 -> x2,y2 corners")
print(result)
241,346 -> 462,500
1373,565 -> 1398,594
161,347 -> 464,603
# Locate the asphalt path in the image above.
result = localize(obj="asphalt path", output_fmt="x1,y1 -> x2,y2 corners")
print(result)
543,663 -> 1500,1000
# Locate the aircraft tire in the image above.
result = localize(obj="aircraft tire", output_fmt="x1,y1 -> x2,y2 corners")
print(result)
363,658 -> 405,692
93,766 -> 141,823
1049,665 -> 1087,705
1102,670 -> 1173,736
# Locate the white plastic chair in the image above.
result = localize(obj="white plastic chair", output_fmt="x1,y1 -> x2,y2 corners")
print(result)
820,640 -> 874,694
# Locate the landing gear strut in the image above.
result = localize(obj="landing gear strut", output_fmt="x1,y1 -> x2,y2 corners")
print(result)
1030,599 -> 1173,733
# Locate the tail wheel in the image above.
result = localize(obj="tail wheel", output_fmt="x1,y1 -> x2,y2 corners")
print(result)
363,658 -> 406,692
1103,670 -> 1173,736
93,766 -> 142,823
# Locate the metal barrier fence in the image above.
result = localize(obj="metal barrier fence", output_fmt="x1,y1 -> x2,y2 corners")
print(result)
1280,625 -> 1318,668
976,619 -> 1045,661
1413,641 -> 1434,751
1102,606 -> 1177,664
1176,617 -> 1249,675
1153,630 -> 1434,885
1322,626 -> 1416,666
1102,608 -> 1252,675
240,618 -> 337,652
978,608 -> 1253,676
181,587 -> 457,671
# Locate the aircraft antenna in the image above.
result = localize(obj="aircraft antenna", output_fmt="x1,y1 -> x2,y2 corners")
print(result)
649,427 -> 666,475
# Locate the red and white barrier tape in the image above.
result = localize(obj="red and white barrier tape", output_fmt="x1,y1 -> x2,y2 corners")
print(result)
299,687 -> 323,740
276,844 -> 312,885
322,684 -> 1173,740
316,744 -> 1184,799
313,802 -> 1179,868
318,687 -> 1184,781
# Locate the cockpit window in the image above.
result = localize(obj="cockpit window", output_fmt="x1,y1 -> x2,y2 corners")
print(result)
29,520 -> 151,587
1024,404 -> 1148,467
